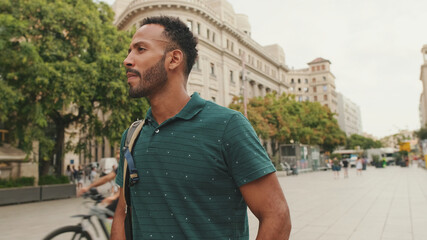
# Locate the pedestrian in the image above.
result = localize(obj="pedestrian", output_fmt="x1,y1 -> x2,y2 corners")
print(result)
66,165 -> 72,183
342,158 -> 349,178
71,165 -> 77,183
111,16 -> 291,240
332,157 -> 341,179
90,167 -> 97,183
76,165 -> 84,189
356,157 -> 363,175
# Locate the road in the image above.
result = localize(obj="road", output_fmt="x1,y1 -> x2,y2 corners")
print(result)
1,165 -> 427,240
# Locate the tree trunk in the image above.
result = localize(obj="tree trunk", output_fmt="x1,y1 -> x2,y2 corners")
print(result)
53,121 -> 65,176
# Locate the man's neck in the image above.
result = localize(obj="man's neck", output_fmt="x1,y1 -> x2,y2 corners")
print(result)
148,87 -> 190,125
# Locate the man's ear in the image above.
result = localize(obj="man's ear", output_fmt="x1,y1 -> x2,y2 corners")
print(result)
166,49 -> 184,71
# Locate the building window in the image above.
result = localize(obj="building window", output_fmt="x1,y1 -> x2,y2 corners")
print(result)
226,39 -> 229,49
187,20 -> 193,31
230,70 -> 235,84
312,66 -> 315,72
323,76 -> 327,81
298,88 -> 301,92
304,87 -> 308,92
298,96 -> 303,102
231,42 -> 234,51
194,58 -> 200,70
313,86 -> 317,92
290,87 -> 294,92
305,78 -> 308,83
322,65 -> 325,70
305,96 -> 309,101
291,79 -> 294,84
314,96 -> 318,101
313,78 -> 316,83
210,63 -> 215,75
197,23 -> 201,34
212,97 -> 216,102
323,85 -> 327,92
298,79 -> 301,83
324,95 -> 328,100
207,29 -> 210,39
212,32 -> 215,42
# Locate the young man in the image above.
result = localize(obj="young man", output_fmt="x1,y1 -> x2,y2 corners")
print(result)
111,16 -> 291,240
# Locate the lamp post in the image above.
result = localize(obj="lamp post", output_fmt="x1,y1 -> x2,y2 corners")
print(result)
241,53 -> 248,118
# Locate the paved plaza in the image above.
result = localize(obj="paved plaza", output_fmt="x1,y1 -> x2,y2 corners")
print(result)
1,165 -> 427,240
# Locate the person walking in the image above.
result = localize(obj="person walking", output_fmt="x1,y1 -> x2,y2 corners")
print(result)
111,16 -> 291,240
356,157 -> 363,175
332,157 -> 341,179
342,158 -> 349,178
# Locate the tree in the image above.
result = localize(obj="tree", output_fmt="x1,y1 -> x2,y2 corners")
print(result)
346,134 -> 382,150
229,93 -> 346,155
415,126 -> 427,140
0,0 -> 148,175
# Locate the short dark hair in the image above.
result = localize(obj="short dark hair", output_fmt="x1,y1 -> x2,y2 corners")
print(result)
142,16 -> 198,77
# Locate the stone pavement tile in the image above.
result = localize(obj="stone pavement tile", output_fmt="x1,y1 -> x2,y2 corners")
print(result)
383,223 -> 411,233
318,233 -> 351,240
385,217 -> 411,226
348,229 -> 382,240
382,226 -> 412,239
291,230 -> 323,240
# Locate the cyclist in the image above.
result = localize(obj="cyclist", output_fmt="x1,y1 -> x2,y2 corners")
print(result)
78,153 -> 120,212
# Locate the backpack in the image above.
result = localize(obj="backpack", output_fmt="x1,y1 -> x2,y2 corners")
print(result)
122,119 -> 144,240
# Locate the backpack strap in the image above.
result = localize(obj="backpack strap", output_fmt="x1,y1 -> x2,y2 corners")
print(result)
122,120 -> 144,206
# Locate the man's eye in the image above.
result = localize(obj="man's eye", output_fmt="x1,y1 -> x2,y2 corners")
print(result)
138,47 -> 146,52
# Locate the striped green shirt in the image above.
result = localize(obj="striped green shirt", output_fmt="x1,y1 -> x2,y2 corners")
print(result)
116,93 -> 276,240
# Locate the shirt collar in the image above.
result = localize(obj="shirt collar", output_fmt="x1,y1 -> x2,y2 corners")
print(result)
175,92 -> 206,120
144,92 -> 206,123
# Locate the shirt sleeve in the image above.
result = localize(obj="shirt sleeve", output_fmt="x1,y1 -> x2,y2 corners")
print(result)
115,129 -> 128,188
222,112 -> 276,187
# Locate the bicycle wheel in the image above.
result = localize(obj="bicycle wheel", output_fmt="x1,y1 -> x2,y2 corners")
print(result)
43,225 -> 92,240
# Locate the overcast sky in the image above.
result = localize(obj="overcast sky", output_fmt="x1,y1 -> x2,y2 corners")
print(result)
103,0 -> 427,138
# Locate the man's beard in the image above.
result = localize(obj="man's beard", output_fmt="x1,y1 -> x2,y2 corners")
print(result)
128,54 -> 168,98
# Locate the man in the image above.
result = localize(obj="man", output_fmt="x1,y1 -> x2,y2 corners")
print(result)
111,16 -> 291,240
78,152 -> 121,210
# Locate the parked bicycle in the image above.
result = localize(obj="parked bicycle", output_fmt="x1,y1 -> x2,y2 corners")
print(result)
43,188 -> 114,240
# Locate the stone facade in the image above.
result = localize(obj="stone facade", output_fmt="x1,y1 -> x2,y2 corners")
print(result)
286,58 -> 338,114
112,0 -> 290,106
420,45 -> 427,127
336,92 -> 363,136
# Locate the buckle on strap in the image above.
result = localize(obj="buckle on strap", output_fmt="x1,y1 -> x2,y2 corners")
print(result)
123,147 -> 139,186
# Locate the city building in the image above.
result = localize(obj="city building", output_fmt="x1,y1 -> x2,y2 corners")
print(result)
112,0 -> 290,106
286,58 -> 338,114
336,92 -> 363,136
419,44 -> 427,127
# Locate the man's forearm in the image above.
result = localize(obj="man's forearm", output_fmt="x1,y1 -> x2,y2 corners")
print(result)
111,188 -> 126,240
256,214 -> 291,240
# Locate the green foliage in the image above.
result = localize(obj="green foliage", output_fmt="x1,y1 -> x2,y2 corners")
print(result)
346,134 -> 382,150
229,93 -> 346,154
0,0 -> 149,174
0,177 -> 35,188
330,153 -> 342,160
38,175 -> 69,185
415,127 -> 427,140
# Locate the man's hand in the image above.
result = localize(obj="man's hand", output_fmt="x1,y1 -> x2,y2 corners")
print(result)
77,186 -> 90,197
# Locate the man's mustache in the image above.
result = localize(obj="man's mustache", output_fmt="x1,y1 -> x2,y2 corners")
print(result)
126,68 -> 141,78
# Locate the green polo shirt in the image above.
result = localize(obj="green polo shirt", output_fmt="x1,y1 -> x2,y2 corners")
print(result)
116,93 -> 276,240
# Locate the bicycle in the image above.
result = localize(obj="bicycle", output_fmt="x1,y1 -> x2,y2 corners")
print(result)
43,188 -> 114,240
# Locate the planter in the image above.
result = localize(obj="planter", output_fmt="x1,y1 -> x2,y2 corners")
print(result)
0,183 -> 76,206
40,183 -> 76,201
0,186 -> 40,206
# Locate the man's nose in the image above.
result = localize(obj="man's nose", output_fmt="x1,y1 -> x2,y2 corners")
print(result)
123,53 -> 134,68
